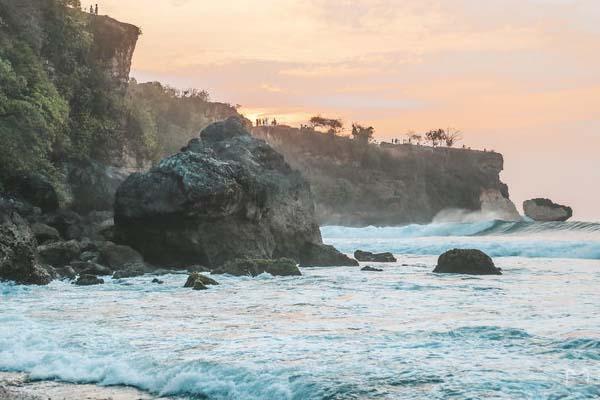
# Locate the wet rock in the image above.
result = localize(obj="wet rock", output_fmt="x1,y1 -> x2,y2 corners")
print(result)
79,250 -> 99,262
433,249 -> 502,275
354,250 -> 397,263
192,281 -> 208,290
151,278 -> 164,284
523,198 -> 573,222
114,117 -> 350,267
56,266 -> 77,280
112,263 -> 146,279
70,261 -> 112,276
299,243 -> 359,267
31,223 -> 61,244
213,258 -> 301,277
37,240 -> 81,268
41,210 -> 83,239
97,242 -> 143,270
74,274 -> 104,286
184,272 -> 219,288
361,266 -> 383,272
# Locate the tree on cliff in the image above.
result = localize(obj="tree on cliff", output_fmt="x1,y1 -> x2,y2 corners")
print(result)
443,128 -> 462,147
309,116 -> 343,135
351,123 -> 375,144
425,129 -> 445,147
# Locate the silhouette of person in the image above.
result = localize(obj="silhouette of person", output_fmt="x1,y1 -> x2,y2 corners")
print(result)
90,5 -> 93,13
95,4 -> 98,14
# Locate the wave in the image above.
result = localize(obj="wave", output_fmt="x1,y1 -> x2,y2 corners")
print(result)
322,220 -> 600,240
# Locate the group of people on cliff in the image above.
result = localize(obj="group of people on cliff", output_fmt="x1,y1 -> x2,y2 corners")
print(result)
256,118 -> 278,127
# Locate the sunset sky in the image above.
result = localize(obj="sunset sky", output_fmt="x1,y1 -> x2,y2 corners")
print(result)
96,0 -> 600,220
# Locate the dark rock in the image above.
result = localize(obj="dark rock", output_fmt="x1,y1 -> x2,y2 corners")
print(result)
354,250 -> 397,263
433,249 -> 502,275
31,223 -> 61,244
4,174 -> 59,213
151,278 -> 164,284
65,158 -> 130,213
79,250 -> 99,262
112,263 -> 146,279
213,258 -> 301,277
56,266 -> 77,280
184,272 -> 219,288
192,281 -> 208,290
71,261 -> 112,276
41,210 -> 83,239
74,274 -> 104,286
114,117 -> 349,267
523,198 -> 573,222
37,240 -> 81,268
361,266 -> 383,272
97,242 -> 144,270
299,243 -> 359,267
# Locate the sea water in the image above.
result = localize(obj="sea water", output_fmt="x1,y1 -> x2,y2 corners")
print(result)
1,221 -> 599,399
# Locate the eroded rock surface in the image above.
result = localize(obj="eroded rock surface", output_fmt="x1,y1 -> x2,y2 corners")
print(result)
523,198 -> 573,222
433,249 -> 502,275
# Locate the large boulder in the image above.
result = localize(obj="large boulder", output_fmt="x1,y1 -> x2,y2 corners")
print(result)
433,249 -> 502,275
299,243 -> 359,267
0,204 -> 52,285
37,240 -> 81,268
114,117 -> 353,267
523,198 -> 573,222
213,258 -> 301,277
184,272 -> 219,287
97,242 -> 144,270
354,250 -> 396,263
3,174 -> 59,212
31,223 -> 61,244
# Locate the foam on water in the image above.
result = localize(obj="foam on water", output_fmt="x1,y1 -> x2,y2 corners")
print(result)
1,247 -> 600,399
321,221 -> 600,260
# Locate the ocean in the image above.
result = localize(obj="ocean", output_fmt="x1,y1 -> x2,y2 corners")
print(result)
1,221 -> 599,399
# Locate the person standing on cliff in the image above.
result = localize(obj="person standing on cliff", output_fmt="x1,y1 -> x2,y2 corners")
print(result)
95,4 -> 98,15
89,5 -> 93,13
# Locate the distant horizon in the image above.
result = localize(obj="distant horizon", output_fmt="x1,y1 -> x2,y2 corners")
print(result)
96,0 -> 600,221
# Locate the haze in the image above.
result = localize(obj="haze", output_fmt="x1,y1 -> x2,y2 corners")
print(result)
96,0 -> 600,221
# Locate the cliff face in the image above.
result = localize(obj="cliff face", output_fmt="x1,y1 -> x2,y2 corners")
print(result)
252,126 -> 519,226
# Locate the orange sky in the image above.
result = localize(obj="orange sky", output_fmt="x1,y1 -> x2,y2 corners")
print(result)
95,0 -> 600,221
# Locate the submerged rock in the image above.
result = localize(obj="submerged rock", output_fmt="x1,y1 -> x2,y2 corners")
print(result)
0,205 -> 52,285
433,249 -> 502,275
112,263 -> 146,279
213,258 -> 301,277
152,278 -> 164,284
354,250 -> 397,263
361,266 -> 383,272
299,243 -> 358,267
184,272 -> 219,287
74,274 -> 104,286
523,198 -> 573,222
114,117 -> 352,267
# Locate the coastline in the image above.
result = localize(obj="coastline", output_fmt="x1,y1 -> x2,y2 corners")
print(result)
0,372 -> 166,400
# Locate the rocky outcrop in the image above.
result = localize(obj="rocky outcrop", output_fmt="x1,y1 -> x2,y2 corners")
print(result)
523,198 -> 573,222
361,266 -> 383,272
0,204 -> 52,285
299,243 -> 359,267
252,126 -> 519,225
114,117 -> 354,268
354,250 -> 397,263
213,258 -> 302,277
433,249 -> 502,275
74,274 -> 104,286
97,242 -> 144,270
184,272 -> 219,288
37,240 -> 81,268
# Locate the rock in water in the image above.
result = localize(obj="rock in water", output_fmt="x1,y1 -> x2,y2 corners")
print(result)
75,274 -> 104,286
361,266 -> 383,272
0,204 -> 52,285
97,242 -> 144,270
354,250 -> 397,263
523,198 -> 573,222
213,258 -> 301,277
433,249 -> 502,275
184,272 -> 219,288
114,117 -> 354,267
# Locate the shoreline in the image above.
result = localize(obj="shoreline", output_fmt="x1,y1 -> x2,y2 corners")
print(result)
0,372 -> 167,400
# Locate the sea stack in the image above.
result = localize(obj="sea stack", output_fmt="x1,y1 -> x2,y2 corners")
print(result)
114,117 -> 357,268
523,198 -> 573,222
433,249 -> 502,275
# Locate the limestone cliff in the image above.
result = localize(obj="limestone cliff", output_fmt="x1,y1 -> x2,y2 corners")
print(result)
252,126 -> 520,226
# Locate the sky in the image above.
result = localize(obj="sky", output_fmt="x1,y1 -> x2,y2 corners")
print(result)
95,0 -> 600,221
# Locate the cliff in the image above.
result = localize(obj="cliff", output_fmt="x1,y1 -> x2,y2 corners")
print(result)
252,125 -> 519,226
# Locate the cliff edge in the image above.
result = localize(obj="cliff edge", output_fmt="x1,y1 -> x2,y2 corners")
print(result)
252,125 -> 520,226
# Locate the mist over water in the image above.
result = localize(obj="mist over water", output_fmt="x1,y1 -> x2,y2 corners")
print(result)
1,220 -> 600,399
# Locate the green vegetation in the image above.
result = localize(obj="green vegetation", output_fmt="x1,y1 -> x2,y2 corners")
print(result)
0,0 -> 128,186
